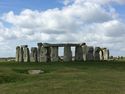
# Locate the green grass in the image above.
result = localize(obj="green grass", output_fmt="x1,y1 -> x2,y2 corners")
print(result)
0,61 -> 125,94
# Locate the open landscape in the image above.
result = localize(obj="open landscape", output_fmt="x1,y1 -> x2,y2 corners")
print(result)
0,61 -> 125,94
0,0 -> 125,94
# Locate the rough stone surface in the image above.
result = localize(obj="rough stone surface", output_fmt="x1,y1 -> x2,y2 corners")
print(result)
42,43 -> 80,47
87,46 -> 94,60
28,70 -> 44,75
50,46 -> 59,62
16,43 -> 109,62
75,46 -> 83,61
21,45 -> 28,48
37,43 -> 43,62
19,47 -> 24,62
94,47 -> 101,60
81,44 -> 88,61
102,48 -> 109,60
30,47 -> 37,62
23,47 -> 30,62
99,49 -> 104,60
16,46 -> 20,62
63,45 -> 72,62
40,46 -> 48,62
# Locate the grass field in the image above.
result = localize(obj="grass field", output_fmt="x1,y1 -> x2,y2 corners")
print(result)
0,61 -> 125,94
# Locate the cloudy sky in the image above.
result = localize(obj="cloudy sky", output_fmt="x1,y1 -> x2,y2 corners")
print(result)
0,0 -> 125,57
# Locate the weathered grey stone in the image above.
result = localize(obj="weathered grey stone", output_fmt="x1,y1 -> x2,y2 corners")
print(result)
42,43 -> 80,47
87,46 -> 94,60
107,49 -> 110,59
39,46 -> 49,62
19,46 -> 24,62
46,47 -> 51,62
94,47 -> 101,60
75,46 -> 83,61
50,46 -> 59,62
28,70 -> 44,75
102,48 -> 109,60
30,47 -> 37,62
63,45 -> 72,62
16,43 -> 110,63
99,49 -> 104,60
37,43 -> 43,62
23,46 -> 30,62
21,45 -> 28,48
16,46 -> 20,62
81,43 -> 88,61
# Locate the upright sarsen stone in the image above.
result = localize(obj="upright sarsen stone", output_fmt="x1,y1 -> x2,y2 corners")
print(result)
99,49 -> 104,60
23,46 -> 30,62
107,49 -> 110,59
94,47 -> 101,60
64,45 -> 72,62
87,46 -> 94,60
75,46 -> 83,61
40,46 -> 48,62
102,48 -> 109,60
19,46 -> 24,62
16,46 -> 20,62
81,43 -> 88,61
50,46 -> 59,62
30,47 -> 37,62
37,43 -> 43,62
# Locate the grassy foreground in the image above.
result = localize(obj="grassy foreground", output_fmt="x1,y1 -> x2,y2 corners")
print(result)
0,61 -> 125,94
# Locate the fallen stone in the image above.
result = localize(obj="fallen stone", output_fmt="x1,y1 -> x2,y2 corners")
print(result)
28,70 -> 44,75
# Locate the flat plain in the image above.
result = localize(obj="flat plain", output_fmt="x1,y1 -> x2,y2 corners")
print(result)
0,61 -> 125,94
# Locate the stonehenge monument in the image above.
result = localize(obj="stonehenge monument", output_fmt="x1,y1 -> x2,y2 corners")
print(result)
16,43 -> 110,62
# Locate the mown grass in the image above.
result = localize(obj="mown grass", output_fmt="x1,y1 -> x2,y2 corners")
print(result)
0,61 -> 125,94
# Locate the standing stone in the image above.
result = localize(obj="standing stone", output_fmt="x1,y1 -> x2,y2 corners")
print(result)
81,43 -> 88,61
30,47 -> 37,62
102,48 -> 109,60
16,46 -> 20,62
40,46 -> 48,62
75,46 -> 83,61
50,46 -> 59,62
46,47 -> 51,62
94,47 -> 101,60
37,43 -> 43,62
107,49 -> 110,59
19,46 -> 24,62
23,46 -> 30,62
99,49 -> 104,60
87,46 -> 94,60
63,45 -> 72,62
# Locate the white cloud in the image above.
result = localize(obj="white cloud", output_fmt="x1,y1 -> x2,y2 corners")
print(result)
63,0 -> 125,5
0,0 -> 125,56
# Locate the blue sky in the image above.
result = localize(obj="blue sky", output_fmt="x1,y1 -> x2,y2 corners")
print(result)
0,0 -> 63,14
114,4 -> 125,20
0,0 -> 125,57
